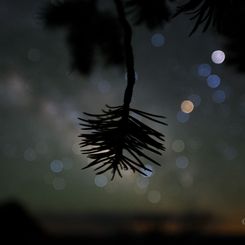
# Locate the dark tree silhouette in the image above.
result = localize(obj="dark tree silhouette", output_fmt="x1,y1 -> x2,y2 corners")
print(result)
41,0 -> 169,179
42,0 -> 124,74
174,0 -> 245,71
41,0 -> 245,179
79,0 -> 167,179
173,0 -> 232,36
125,0 -> 171,29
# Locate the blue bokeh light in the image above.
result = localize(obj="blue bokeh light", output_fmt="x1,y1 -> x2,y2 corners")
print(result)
151,33 -> 165,47
176,111 -> 190,123
97,80 -> 111,94
50,160 -> 63,173
24,148 -> 36,162
176,156 -> 189,169
197,64 -> 211,77
188,94 -> 201,107
94,175 -> 108,187
142,164 -> 153,177
207,74 -> 221,88
212,90 -> 226,103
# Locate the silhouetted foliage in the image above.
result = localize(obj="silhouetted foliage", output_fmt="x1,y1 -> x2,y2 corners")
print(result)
41,0 -> 124,74
79,105 -> 166,179
41,0 -> 245,179
79,0 -> 167,179
125,0 -> 171,29
41,0 -> 168,179
41,0 -> 245,74
219,1 -> 245,72
41,0 -> 172,75
174,0 -> 245,71
174,0 -> 232,36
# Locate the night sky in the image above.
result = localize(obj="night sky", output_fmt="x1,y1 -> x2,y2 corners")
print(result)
0,0 -> 245,233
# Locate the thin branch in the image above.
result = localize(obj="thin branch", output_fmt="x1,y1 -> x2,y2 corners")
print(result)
114,0 -> 135,108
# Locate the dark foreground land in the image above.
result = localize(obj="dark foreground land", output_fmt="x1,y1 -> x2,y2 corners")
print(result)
46,233 -> 245,245
0,201 -> 244,244
2,231 -> 245,245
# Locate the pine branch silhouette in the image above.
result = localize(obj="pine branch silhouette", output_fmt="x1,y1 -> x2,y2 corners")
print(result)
173,0 -> 245,71
41,0 -> 245,76
40,0 -> 124,74
40,0 -> 245,179
125,0 -> 171,29
174,0 -> 232,36
79,106 -> 166,179
79,0 -> 167,179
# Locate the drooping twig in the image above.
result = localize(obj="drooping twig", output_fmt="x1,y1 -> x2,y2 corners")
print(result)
79,0 -> 167,179
114,0 -> 135,108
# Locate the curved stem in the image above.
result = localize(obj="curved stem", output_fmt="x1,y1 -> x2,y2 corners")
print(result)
114,0 -> 135,108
